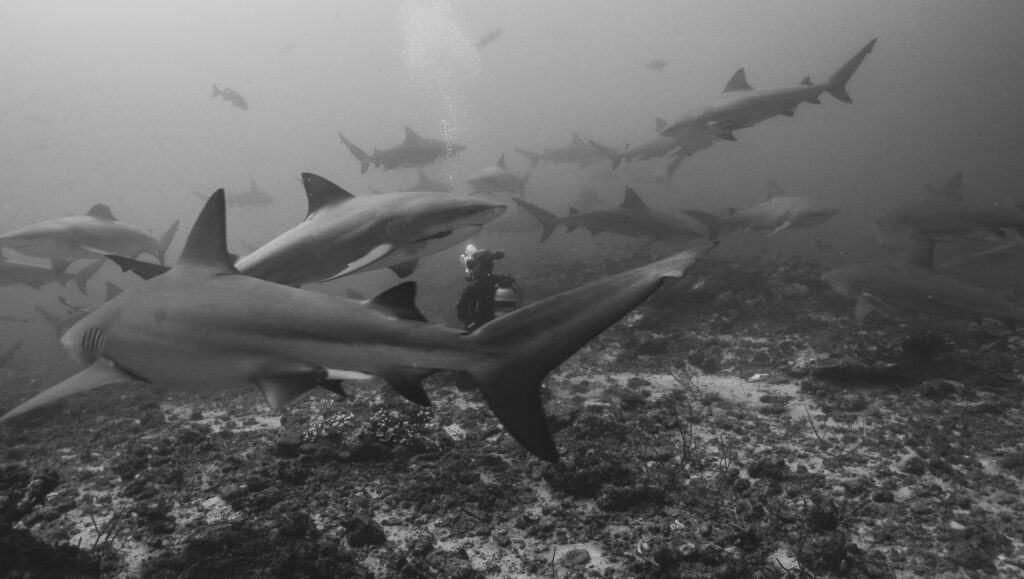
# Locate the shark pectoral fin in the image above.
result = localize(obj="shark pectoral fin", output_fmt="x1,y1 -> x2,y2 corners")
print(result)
765,221 -> 793,237
377,369 -> 435,406
389,259 -> 418,278
0,360 -> 137,424
854,294 -> 887,322
256,371 -> 322,411
322,244 -> 395,283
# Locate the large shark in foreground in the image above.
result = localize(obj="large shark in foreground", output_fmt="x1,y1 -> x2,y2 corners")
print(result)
0,190 -> 714,461
660,38 -> 877,140
0,204 -> 178,270
338,127 -> 465,174
822,239 -> 1024,324
112,173 -> 507,283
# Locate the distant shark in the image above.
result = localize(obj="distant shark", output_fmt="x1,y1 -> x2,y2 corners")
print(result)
466,154 -> 531,196
514,188 -> 712,244
660,38 -> 877,140
875,172 -> 1024,244
714,182 -> 839,237
823,238 -> 1024,324
0,251 -> 103,293
194,178 -> 274,208
0,190 -> 715,462
35,282 -> 123,339
338,127 -> 465,174
211,85 -> 248,110
0,204 -> 178,271
111,173 -> 507,284
514,134 -> 605,168
476,28 -> 503,50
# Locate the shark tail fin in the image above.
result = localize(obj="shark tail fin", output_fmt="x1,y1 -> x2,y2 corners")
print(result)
33,306 -> 64,339
587,139 -> 621,170
70,259 -> 105,295
211,84 -> 221,97
338,133 -> 372,174
682,210 -> 722,240
514,147 -> 542,169
512,198 -> 559,242
156,220 -> 180,265
460,244 -> 716,461
826,38 -> 876,104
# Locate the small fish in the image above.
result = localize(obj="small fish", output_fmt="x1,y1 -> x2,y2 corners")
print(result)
212,85 -> 248,110
646,59 -> 668,71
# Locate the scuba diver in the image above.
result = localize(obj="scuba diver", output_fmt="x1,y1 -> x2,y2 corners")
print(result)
456,244 -> 522,330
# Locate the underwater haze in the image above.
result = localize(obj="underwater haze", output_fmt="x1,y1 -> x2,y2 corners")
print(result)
5,1 -> 1024,576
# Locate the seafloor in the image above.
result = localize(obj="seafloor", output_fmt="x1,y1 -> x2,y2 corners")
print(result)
2,252 -> 1023,578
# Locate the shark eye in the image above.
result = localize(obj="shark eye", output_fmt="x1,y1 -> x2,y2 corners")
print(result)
81,327 -> 106,355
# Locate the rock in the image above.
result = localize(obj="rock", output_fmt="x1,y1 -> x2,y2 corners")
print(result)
871,489 -> 894,503
558,548 -> 590,567
747,458 -> 789,480
917,379 -> 957,400
345,514 -> 386,548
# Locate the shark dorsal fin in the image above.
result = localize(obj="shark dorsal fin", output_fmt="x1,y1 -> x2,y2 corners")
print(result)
497,154 -> 507,170
367,281 -> 427,322
655,117 -> 667,132
568,207 -> 580,216
175,189 -> 237,273
104,282 -> 123,300
765,181 -> 786,200
904,237 -> 936,269
800,76 -> 813,86
404,126 -> 423,143
86,204 -> 117,221
620,188 -> 649,211
301,173 -> 356,216
570,133 -> 584,145
724,68 -> 752,92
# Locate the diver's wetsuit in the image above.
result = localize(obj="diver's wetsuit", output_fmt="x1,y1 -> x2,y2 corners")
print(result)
457,274 -> 500,330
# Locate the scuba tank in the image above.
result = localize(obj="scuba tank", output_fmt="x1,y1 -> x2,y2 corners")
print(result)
493,276 -> 521,318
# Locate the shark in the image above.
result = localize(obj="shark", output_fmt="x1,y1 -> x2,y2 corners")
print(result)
875,172 -> 1024,245
0,190 -> 715,461
194,178 -> 274,208
211,85 -> 248,110
822,238 -> 1024,324
0,341 -> 21,370
35,282 -> 123,339
588,118 -> 720,185
110,173 -> 507,284
713,182 -> 839,237
513,188 -> 711,244
514,134 -> 606,168
0,251 -> 104,293
660,38 -> 876,140
338,127 -> 465,174
476,28 -> 503,50
467,154 -> 531,196
0,204 -> 178,271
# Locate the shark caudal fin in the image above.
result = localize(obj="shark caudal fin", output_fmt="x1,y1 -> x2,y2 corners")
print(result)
66,259 -> 105,295
587,139 -> 622,170
156,220 -> 180,265
338,132 -> 373,174
514,147 -> 542,169
826,38 -> 876,104
512,198 -> 559,242
460,243 -> 715,461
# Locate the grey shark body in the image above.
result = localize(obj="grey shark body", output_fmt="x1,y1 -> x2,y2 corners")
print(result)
212,85 -> 248,110
514,188 -> 710,243
0,190 -> 714,461
717,184 -> 838,237
467,154 -> 530,195
339,127 -> 465,174
661,39 -> 876,139
823,240 -> 1024,324
0,204 -> 177,269
114,173 -> 507,284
